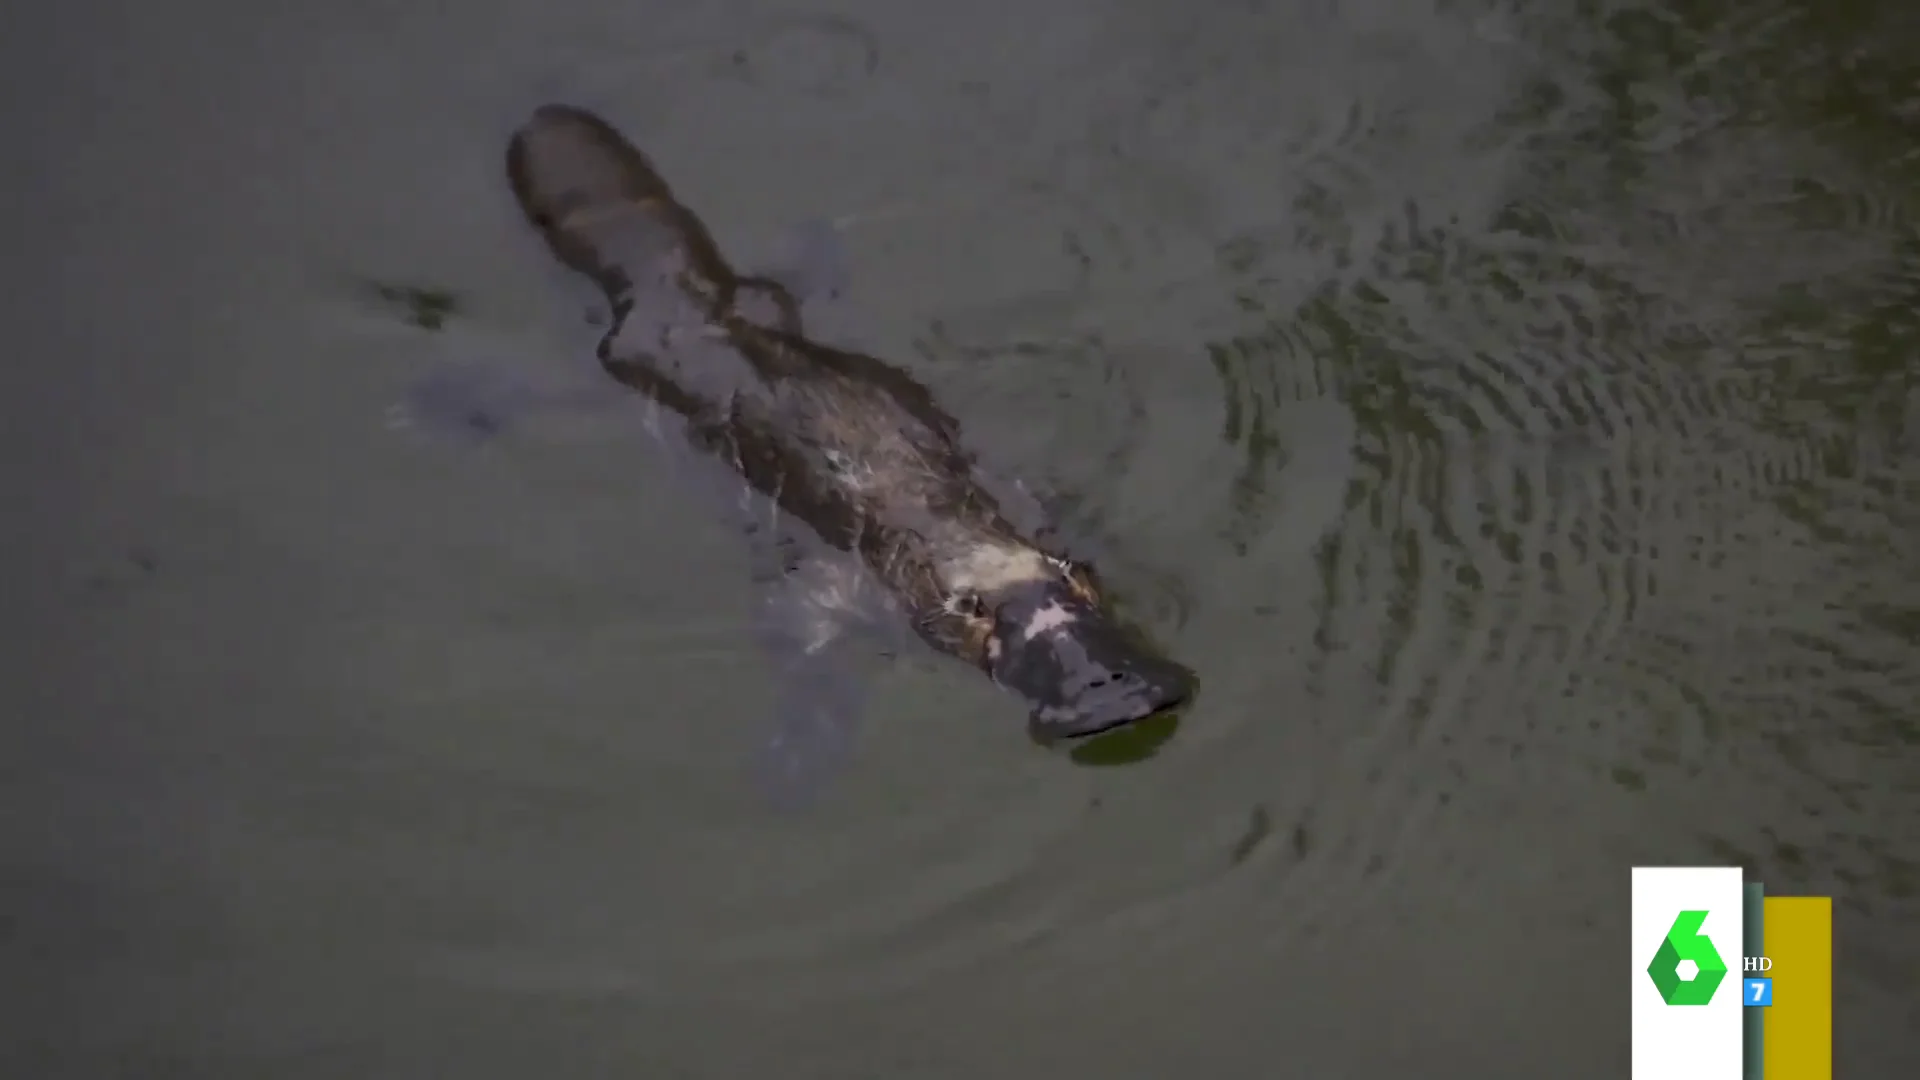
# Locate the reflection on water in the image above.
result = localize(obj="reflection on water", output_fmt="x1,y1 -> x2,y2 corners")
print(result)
7,0 -> 1916,1074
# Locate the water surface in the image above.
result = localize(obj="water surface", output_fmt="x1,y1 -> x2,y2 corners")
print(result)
5,0 -> 1916,1075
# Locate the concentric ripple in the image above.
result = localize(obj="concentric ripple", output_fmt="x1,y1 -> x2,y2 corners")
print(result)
507,0 -> 1920,1012
47,0 -> 1919,1071
1120,0 -> 1920,969
386,0 -> 1920,1035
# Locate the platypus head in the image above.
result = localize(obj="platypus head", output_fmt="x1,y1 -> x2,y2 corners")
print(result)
939,547 -> 1194,740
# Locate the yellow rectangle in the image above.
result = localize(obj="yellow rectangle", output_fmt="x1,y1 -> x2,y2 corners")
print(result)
1762,896 -> 1832,1080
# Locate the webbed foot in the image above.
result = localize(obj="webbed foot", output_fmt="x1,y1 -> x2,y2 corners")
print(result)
754,637 -> 871,810
387,363 -> 539,444
747,550 -> 897,809
387,360 -> 632,447
736,218 -> 855,339
760,217 -> 851,306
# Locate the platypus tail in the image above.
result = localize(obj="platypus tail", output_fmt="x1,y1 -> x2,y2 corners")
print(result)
505,103 -> 676,227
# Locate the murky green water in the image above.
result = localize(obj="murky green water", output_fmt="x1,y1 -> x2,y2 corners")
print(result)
6,0 -> 1915,1075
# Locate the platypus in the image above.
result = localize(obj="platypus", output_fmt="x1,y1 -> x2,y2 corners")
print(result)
402,103 -> 1194,787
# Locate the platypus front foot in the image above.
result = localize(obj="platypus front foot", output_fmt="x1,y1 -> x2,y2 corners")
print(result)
753,637 -> 869,810
748,551 -> 896,809
387,364 -> 534,444
761,217 -> 851,304
736,217 -> 855,338
388,360 -> 633,447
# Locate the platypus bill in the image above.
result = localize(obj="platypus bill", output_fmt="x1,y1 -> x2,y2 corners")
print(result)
406,103 -> 1194,789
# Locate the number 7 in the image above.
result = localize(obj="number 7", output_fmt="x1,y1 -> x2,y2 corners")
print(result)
1750,982 -> 1764,1001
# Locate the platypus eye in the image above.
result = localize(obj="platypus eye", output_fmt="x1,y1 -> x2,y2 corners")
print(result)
950,592 -> 988,618
920,592 -> 989,639
1047,553 -> 1103,604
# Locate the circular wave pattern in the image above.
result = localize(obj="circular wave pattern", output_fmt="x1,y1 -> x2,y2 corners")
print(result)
423,0 -> 1920,1050
1135,0 -> 1920,978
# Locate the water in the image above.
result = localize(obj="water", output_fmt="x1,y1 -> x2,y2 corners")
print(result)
5,0 -> 1916,1075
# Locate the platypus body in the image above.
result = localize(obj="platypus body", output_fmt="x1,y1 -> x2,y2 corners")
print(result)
495,103 -> 1191,773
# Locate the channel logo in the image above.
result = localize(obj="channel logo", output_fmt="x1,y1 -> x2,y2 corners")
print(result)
1646,909 -> 1730,1005
1632,868 -> 1744,1080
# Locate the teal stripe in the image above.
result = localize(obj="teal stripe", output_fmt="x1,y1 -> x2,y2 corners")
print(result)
1744,881 -> 1765,1080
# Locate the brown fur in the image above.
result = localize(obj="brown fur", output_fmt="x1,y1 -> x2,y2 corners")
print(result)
504,104 -> 1102,668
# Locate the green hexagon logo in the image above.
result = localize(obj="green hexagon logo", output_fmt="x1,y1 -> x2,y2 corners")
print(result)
1646,910 -> 1728,1005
